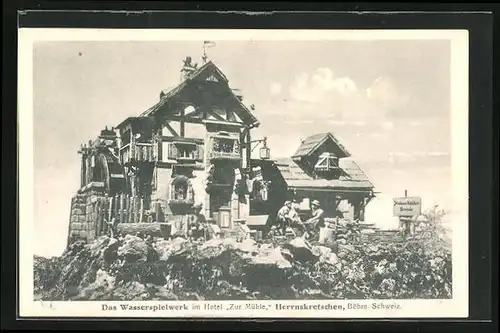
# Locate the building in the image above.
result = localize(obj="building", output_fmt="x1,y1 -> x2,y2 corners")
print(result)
66,56 -> 376,245
254,132 -> 376,223
67,57 -> 273,243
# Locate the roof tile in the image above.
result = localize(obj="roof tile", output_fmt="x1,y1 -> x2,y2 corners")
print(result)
274,157 -> 374,190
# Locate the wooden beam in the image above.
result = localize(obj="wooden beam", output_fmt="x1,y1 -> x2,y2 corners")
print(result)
164,121 -> 179,137
207,110 -> 226,121
165,115 -> 204,124
155,161 -> 205,170
157,127 -> 163,162
117,222 -> 172,238
161,136 -> 204,144
246,129 -> 251,172
180,107 -> 185,137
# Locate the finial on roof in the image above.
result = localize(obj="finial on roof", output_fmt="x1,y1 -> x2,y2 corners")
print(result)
202,41 -> 216,64
181,56 -> 198,82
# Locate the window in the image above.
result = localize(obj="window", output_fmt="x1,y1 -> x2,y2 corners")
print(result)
314,152 -> 340,179
168,142 -> 201,161
177,145 -> 196,159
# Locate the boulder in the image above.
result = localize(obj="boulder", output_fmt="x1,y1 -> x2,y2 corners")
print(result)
75,269 -> 116,300
312,245 -> 332,257
149,284 -> 179,300
245,247 -> 292,269
113,281 -> 149,300
283,237 -> 319,263
237,238 -> 258,253
117,235 -> 149,262
312,245 -> 339,265
153,237 -> 189,261
195,238 -> 239,261
279,247 -> 294,262
88,236 -> 119,262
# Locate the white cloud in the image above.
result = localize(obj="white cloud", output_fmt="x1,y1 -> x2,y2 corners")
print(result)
332,77 -> 358,96
270,82 -> 282,95
289,67 -> 357,103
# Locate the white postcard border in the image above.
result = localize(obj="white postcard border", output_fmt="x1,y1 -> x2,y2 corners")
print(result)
18,28 -> 469,318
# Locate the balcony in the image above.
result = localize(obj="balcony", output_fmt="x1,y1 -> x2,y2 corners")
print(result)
121,142 -> 155,164
208,136 -> 241,162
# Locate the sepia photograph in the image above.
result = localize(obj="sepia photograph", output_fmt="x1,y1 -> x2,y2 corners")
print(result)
18,28 -> 469,318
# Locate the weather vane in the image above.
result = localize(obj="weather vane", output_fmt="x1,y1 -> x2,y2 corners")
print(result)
202,40 -> 216,64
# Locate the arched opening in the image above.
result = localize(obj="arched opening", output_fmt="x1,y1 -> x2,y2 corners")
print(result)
169,175 -> 194,204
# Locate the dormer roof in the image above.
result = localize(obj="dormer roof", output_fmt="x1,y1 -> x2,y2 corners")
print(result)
292,132 -> 351,160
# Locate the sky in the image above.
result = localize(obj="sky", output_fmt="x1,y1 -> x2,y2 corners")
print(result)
33,39 -> 454,257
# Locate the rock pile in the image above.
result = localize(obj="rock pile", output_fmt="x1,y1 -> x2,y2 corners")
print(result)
34,231 -> 452,301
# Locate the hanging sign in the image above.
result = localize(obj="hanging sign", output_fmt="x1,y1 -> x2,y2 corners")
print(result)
393,196 -> 422,217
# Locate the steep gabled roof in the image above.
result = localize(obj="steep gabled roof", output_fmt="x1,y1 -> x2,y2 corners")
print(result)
139,61 -> 258,126
274,157 -> 373,190
292,132 -> 351,159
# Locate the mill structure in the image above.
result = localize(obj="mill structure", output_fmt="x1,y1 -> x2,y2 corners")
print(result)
67,54 -> 376,245
67,56 -> 269,244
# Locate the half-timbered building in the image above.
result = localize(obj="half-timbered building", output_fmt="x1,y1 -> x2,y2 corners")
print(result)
67,56 -> 376,244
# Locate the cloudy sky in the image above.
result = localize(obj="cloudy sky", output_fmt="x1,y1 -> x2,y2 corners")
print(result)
33,39 -> 453,256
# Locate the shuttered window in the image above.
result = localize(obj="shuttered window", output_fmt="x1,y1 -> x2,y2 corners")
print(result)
195,144 -> 204,161
168,143 -> 178,159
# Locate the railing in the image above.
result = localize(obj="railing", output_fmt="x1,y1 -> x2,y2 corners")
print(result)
208,136 -> 241,161
121,142 -> 155,164
209,150 -> 241,160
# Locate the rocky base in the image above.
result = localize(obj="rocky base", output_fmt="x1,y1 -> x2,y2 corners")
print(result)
34,233 -> 452,301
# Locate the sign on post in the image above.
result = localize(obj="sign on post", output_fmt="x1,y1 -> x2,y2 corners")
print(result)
393,196 -> 422,217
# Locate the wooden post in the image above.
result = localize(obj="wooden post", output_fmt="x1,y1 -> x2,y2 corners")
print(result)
108,196 -> 113,222
400,190 -> 408,235
133,197 -> 139,223
139,198 -> 144,223
180,107 -> 185,137
246,129 -> 251,173
155,201 -> 160,222
120,194 -> 125,224
128,196 -> 133,223
114,194 -> 119,222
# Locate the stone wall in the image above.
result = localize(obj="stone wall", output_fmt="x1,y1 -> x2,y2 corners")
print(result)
67,182 -> 107,245
67,193 -> 88,245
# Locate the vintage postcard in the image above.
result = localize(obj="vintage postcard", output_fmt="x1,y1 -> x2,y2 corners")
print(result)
18,28 -> 469,318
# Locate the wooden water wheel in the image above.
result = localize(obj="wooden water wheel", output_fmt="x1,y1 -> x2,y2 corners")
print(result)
92,151 -> 127,237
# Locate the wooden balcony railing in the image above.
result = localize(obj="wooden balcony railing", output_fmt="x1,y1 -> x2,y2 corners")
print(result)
121,142 -> 155,164
209,150 -> 242,161
208,137 -> 241,161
